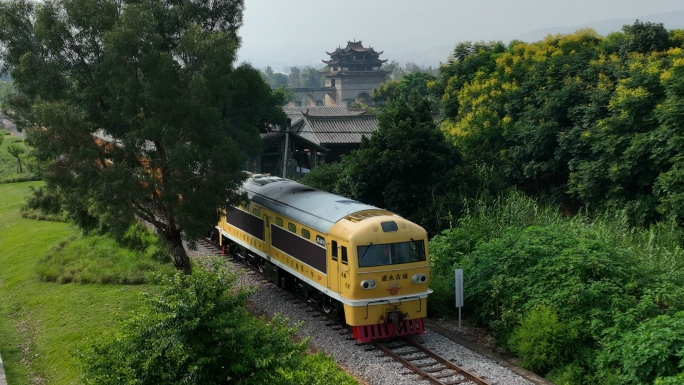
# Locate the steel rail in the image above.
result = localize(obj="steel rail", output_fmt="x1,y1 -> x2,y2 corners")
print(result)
371,339 -> 490,385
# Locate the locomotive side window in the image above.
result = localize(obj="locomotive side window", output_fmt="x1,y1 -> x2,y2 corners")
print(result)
275,217 -> 283,227
341,246 -> 348,265
252,207 -> 260,216
301,229 -> 310,239
331,241 -> 338,261
288,223 -> 296,233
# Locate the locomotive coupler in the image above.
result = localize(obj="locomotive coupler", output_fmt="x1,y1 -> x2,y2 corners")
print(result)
380,307 -> 409,336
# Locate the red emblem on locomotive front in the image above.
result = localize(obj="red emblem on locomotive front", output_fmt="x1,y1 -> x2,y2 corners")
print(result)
387,283 -> 401,295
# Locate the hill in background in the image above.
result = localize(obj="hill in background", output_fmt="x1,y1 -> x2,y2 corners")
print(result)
517,10 -> 684,42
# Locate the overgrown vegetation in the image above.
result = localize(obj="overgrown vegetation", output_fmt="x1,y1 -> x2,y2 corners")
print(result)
78,258 -> 357,385
428,193 -> 684,384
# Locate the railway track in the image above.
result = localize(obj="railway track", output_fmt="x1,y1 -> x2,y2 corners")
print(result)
367,339 -> 489,385
195,237 -> 491,385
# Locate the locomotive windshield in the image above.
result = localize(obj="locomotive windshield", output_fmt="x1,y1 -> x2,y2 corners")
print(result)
357,240 -> 426,268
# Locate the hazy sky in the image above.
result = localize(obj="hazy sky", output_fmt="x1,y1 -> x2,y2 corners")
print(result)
238,0 -> 684,69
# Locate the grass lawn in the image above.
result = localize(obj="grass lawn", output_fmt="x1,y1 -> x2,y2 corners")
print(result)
0,181 -> 161,384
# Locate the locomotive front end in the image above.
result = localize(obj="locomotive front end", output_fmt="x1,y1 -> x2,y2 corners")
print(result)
330,215 -> 431,342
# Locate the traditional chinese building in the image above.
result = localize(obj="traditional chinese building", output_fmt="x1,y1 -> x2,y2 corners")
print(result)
292,41 -> 388,107
247,105 -> 379,178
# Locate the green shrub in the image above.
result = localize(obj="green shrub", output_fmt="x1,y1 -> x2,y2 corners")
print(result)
656,372 -> 684,385
77,259 -> 357,385
428,192 -> 565,316
596,311 -> 684,385
546,363 -> 585,385
508,305 -> 580,373
279,353 -> 357,385
425,188 -> 684,383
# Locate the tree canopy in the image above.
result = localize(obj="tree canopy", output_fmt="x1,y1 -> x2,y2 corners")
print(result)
434,27 -> 684,225
0,0 -> 287,272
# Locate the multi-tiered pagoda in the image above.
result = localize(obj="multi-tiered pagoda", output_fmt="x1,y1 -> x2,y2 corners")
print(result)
321,41 -> 388,105
289,41 -> 388,107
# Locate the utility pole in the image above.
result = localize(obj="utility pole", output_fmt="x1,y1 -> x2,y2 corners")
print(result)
282,126 -> 289,178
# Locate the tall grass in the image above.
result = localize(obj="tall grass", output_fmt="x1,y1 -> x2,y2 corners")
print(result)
454,191 -> 684,268
36,232 -> 174,284
428,191 -> 684,316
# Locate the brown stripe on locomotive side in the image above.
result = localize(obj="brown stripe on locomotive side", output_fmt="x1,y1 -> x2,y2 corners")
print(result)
225,208 -> 264,240
271,224 -> 327,274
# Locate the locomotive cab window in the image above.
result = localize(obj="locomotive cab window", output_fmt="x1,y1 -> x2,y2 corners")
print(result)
341,246 -> 348,265
288,223 -> 296,233
252,207 -> 260,216
331,241 -> 338,261
357,240 -> 426,268
275,217 -> 283,227
301,229 -> 310,239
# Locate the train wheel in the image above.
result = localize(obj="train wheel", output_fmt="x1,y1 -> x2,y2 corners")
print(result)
321,299 -> 333,314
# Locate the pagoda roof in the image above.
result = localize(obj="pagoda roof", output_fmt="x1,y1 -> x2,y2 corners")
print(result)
322,57 -> 387,65
324,40 -> 386,63
321,69 -> 389,77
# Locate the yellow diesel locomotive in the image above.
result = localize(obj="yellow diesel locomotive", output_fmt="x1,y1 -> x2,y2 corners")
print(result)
216,174 -> 431,342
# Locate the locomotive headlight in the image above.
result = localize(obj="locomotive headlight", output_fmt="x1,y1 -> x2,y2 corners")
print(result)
360,279 -> 377,289
412,274 -> 427,284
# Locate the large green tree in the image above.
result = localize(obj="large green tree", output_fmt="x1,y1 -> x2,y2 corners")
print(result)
335,98 -> 463,235
0,0 -> 287,273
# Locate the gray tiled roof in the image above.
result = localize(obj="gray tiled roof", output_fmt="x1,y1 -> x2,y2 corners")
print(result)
283,105 -> 366,126
300,114 -> 379,145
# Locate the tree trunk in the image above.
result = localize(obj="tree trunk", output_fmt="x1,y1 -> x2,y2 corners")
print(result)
16,157 -> 22,173
162,231 -> 192,275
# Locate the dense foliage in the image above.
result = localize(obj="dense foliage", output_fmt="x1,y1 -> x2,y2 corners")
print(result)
78,258 -> 357,385
434,24 -> 684,226
429,193 -> 684,384
0,0 -> 287,273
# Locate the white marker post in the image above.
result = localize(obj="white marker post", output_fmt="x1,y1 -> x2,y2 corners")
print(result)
454,269 -> 463,333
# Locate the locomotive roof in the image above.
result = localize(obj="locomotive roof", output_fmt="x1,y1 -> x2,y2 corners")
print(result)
240,175 -> 388,234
